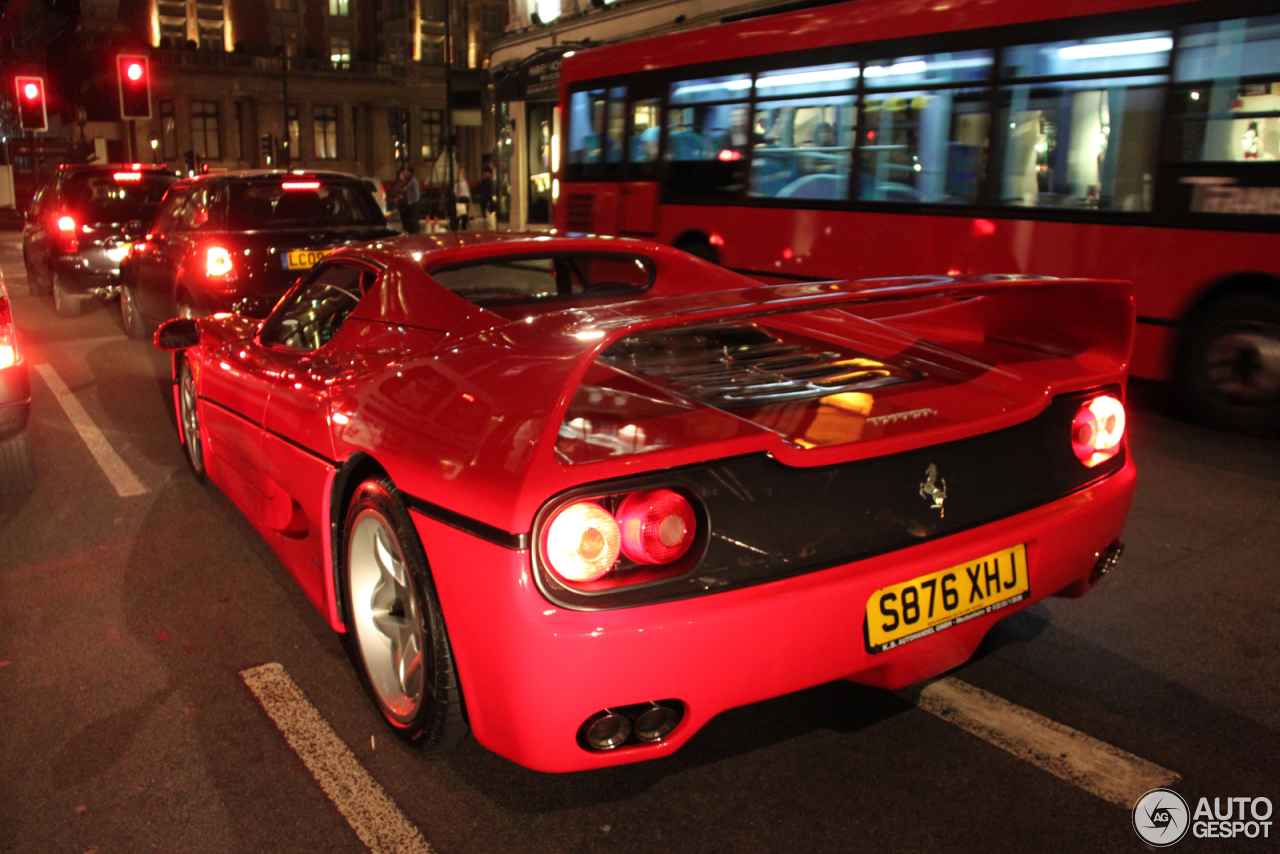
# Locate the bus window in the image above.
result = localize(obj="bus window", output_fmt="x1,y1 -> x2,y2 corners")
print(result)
665,75 -> 752,198
997,33 -> 1169,212
568,89 -> 607,169
628,97 -> 662,170
669,73 -> 751,104
757,63 -> 858,96
1169,14 -> 1280,162
861,50 -> 993,87
751,96 -> 856,200
1001,32 -> 1172,78
606,86 -> 626,164
998,77 -> 1164,211
859,88 -> 989,204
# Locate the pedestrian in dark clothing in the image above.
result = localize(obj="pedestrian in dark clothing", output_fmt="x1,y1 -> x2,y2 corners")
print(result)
396,165 -> 420,234
475,166 -> 496,229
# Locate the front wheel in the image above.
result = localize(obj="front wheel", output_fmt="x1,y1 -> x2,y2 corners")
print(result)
177,358 -> 206,481
1178,292 -> 1280,436
342,477 -> 467,749
121,285 -> 148,340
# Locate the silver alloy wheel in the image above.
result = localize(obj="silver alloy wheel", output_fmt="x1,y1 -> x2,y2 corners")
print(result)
179,361 -> 203,473
347,508 -> 426,724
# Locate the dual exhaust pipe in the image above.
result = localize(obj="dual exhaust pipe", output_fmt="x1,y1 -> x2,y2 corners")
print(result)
579,700 -> 684,751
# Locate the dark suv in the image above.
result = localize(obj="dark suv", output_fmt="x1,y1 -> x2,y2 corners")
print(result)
23,164 -> 179,318
120,170 -> 394,337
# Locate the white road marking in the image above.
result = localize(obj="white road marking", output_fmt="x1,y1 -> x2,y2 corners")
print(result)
916,676 -> 1180,807
240,663 -> 433,854
34,363 -> 149,497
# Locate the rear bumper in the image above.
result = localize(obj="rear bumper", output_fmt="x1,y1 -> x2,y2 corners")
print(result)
414,456 -> 1137,772
52,257 -> 118,296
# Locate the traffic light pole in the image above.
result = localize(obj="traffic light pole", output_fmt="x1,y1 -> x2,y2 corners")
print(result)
127,119 -> 136,163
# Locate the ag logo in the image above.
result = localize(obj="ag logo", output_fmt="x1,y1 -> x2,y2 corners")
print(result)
1134,788 -> 1190,847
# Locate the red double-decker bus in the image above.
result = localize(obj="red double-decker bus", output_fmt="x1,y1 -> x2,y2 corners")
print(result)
555,0 -> 1280,433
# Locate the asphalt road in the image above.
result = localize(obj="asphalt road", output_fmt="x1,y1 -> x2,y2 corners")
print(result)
1,231 -> 1277,854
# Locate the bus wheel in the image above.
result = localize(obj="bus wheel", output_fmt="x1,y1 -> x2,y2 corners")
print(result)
1179,292 -> 1280,436
675,236 -> 719,265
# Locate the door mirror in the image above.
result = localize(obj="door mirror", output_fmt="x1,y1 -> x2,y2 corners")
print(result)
154,317 -> 201,350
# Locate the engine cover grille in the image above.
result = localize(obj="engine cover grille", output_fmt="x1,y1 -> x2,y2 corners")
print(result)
600,322 -> 922,407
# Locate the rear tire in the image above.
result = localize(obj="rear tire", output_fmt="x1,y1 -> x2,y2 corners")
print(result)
342,477 -> 468,749
1177,292 -> 1280,436
53,273 -> 85,318
0,433 -> 36,494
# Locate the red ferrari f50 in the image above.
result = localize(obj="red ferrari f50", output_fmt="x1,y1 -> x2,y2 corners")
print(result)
156,231 -> 1135,772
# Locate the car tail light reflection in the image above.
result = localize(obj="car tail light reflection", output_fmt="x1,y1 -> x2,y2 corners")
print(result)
55,214 -> 78,252
543,501 -> 621,582
539,488 -> 703,590
618,489 -> 696,565
0,296 -> 17,369
1072,394 -> 1126,467
205,246 -> 234,278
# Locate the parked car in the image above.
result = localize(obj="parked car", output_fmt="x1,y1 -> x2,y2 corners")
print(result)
0,275 -> 34,491
120,169 -> 393,338
22,163 -> 179,318
154,233 -> 1136,772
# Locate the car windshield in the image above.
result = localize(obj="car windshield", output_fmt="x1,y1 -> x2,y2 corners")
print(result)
225,179 -> 385,230
61,172 -> 176,225
428,253 -> 655,306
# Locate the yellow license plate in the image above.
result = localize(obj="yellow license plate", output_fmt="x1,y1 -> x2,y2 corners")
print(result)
281,248 -> 333,270
864,544 -> 1029,654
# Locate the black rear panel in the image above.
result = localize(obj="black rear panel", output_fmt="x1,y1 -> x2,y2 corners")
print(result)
534,389 -> 1125,610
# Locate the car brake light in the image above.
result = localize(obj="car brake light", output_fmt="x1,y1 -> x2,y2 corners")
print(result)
1072,394 -> 1126,467
282,181 -> 320,190
617,489 -> 696,565
543,501 -> 621,582
113,172 -> 142,182
0,298 -> 17,369
205,246 -> 234,277
55,215 -> 78,252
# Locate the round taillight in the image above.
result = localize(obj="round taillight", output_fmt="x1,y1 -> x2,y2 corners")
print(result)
57,215 -> 76,232
617,489 -> 696,565
206,246 -> 233,277
543,501 -> 621,582
1072,394 -> 1126,468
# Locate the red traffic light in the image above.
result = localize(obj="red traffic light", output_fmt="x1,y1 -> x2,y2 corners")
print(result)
117,55 -> 151,119
14,76 -> 47,131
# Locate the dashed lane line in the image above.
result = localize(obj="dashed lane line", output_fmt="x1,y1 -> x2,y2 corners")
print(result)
240,663 -> 433,854
916,676 -> 1181,807
34,363 -> 149,498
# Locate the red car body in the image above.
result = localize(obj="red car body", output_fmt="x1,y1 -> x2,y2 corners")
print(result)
158,232 -> 1136,772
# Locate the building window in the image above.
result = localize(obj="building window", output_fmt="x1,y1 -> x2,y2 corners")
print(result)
160,100 -> 178,160
330,36 -> 351,65
191,100 -> 220,160
330,0 -> 350,15
314,105 -> 339,160
286,103 -> 301,162
421,109 -> 443,161
275,0 -> 299,10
